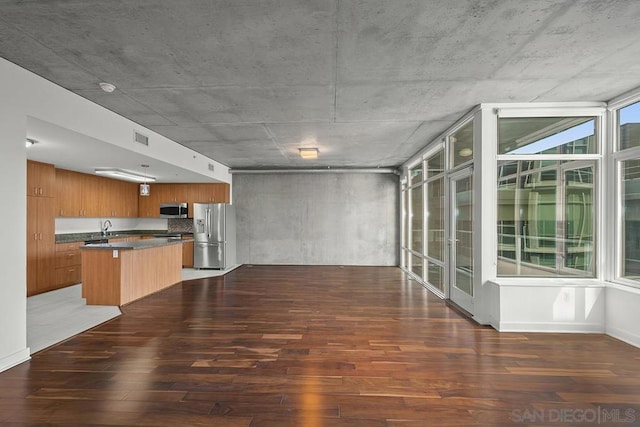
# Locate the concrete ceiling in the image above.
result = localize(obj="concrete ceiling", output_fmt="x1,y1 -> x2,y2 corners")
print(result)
3,0 -> 640,170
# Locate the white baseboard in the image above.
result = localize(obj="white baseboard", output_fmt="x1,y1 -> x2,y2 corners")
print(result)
498,321 -> 604,333
0,348 -> 30,373
606,326 -> 640,348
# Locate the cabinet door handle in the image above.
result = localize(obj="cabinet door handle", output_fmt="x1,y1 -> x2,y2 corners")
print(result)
39,188 -> 43,195
33,233 -> 38,240
68,268 -> 75,272
38,232 -> 42,240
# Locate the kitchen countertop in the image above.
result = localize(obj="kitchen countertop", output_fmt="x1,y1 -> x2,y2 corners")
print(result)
56,230 -> 192,244
80,237 -> 192,250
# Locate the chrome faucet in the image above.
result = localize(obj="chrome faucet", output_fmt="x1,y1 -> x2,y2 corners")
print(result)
101,219 -> 113,236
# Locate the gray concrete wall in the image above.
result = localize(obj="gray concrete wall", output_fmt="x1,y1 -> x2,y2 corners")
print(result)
233,173 -> 399,266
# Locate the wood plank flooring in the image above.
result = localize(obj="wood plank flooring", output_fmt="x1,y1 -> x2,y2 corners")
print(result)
1,265 -> 640,426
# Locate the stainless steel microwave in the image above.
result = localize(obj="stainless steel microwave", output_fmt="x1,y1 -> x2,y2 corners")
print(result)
159,202 -> 188,218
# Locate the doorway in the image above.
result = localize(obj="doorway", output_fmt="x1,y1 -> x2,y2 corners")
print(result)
448,167 -> 474,313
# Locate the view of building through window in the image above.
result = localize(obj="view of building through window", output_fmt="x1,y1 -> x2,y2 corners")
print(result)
497,117 -> 597,277
401,101 -> 640,292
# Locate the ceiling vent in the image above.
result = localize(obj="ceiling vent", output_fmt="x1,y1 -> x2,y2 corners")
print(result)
208,163 -> 215,172
134,131 -> 149,146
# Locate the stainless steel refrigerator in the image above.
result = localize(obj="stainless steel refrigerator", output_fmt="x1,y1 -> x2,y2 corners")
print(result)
193,203 -> 236,269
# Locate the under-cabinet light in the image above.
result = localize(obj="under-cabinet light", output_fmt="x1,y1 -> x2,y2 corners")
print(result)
94,168 -> 156,183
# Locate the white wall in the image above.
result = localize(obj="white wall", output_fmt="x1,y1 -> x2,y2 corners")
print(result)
491,282 -> 606,333
0,57 -> 231,372
606,283 -> 640,347
486,281 -> 640,346
0,107 -> 30,370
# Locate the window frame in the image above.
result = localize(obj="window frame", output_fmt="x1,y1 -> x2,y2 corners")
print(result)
612,145 -> 640,288
607,92 -> 640,288
495,109 -> 604,280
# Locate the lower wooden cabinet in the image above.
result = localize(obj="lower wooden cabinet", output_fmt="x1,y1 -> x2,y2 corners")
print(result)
54,241 -> 83,289
182,237 -> 194,268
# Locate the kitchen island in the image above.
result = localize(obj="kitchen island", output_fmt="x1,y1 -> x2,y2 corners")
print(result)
81,238 -> 188,306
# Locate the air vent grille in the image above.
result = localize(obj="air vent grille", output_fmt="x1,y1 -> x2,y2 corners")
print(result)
134,131 -> 149,146
208,163 -> 215,172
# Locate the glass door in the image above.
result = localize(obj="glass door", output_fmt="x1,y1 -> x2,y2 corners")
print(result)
448,167 -> 474,313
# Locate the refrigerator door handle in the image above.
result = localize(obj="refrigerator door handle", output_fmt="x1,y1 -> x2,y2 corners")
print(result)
206,208 -> 210,239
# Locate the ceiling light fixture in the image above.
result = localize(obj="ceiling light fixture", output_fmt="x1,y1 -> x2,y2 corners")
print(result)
139,164 -> 151,196
458,148 -> 473,157
299,147 -> 319,159
99,82 -> 116,93
25,138 -> 38,147
94,168 -> 156,183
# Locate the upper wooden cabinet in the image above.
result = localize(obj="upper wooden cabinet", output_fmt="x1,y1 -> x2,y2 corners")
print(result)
137,183 -> 230,217
27,160 -> 56,198
55,169 -> 83,216
100,178 -> 139,217
55,169 -> 229,218
197,183 -> 230,204
56,169 -> 139,218
56,169 -> 97,217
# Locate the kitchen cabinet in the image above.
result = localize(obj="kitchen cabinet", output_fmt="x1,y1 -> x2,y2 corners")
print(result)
82,240 -> 183,306
138,183 -> 230,218
56,168 -> 98,217
121,181 -> 140,217
182,235 -> 194,267
27,160 -> 56,198
155,184 -> 178,204
57,168 -> 138,218
197,183 -> 230,204
55,169 -> 83,217
27,196 -> 56,296
82,174 -> 101,217
54,241 -> 83,289
138,192 -> 156,218
101,179 -> 138,217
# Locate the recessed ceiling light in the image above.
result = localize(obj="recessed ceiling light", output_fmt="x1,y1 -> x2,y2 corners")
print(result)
299,147 -> 319,159
99,82 -> 116,93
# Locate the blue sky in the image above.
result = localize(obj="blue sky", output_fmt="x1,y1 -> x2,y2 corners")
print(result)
510,120 -> 594,154
620,101 -> 640,126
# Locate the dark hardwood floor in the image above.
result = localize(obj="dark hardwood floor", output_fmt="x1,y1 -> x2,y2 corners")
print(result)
1,265 -> 640,426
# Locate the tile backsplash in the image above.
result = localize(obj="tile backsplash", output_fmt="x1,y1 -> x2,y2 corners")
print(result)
168,218 -> 193,233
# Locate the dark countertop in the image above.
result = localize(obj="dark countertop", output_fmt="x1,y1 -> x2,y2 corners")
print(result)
80,237 -> 192,250
56,230 -> 192,244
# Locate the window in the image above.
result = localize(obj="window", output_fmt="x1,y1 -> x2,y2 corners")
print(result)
497,115 -> 598,277
497,159 -> 595,276
499,117 -> 596,155
618,101 -> 640,150
411,253 -> 423,279
410,184 -> 423,255
425,149 -> 445,292
451,122 -> 473,167
410,163 -> 423,184
622,159 -> 640,279
427,150 -> 445,177
427,178 -> 444,262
